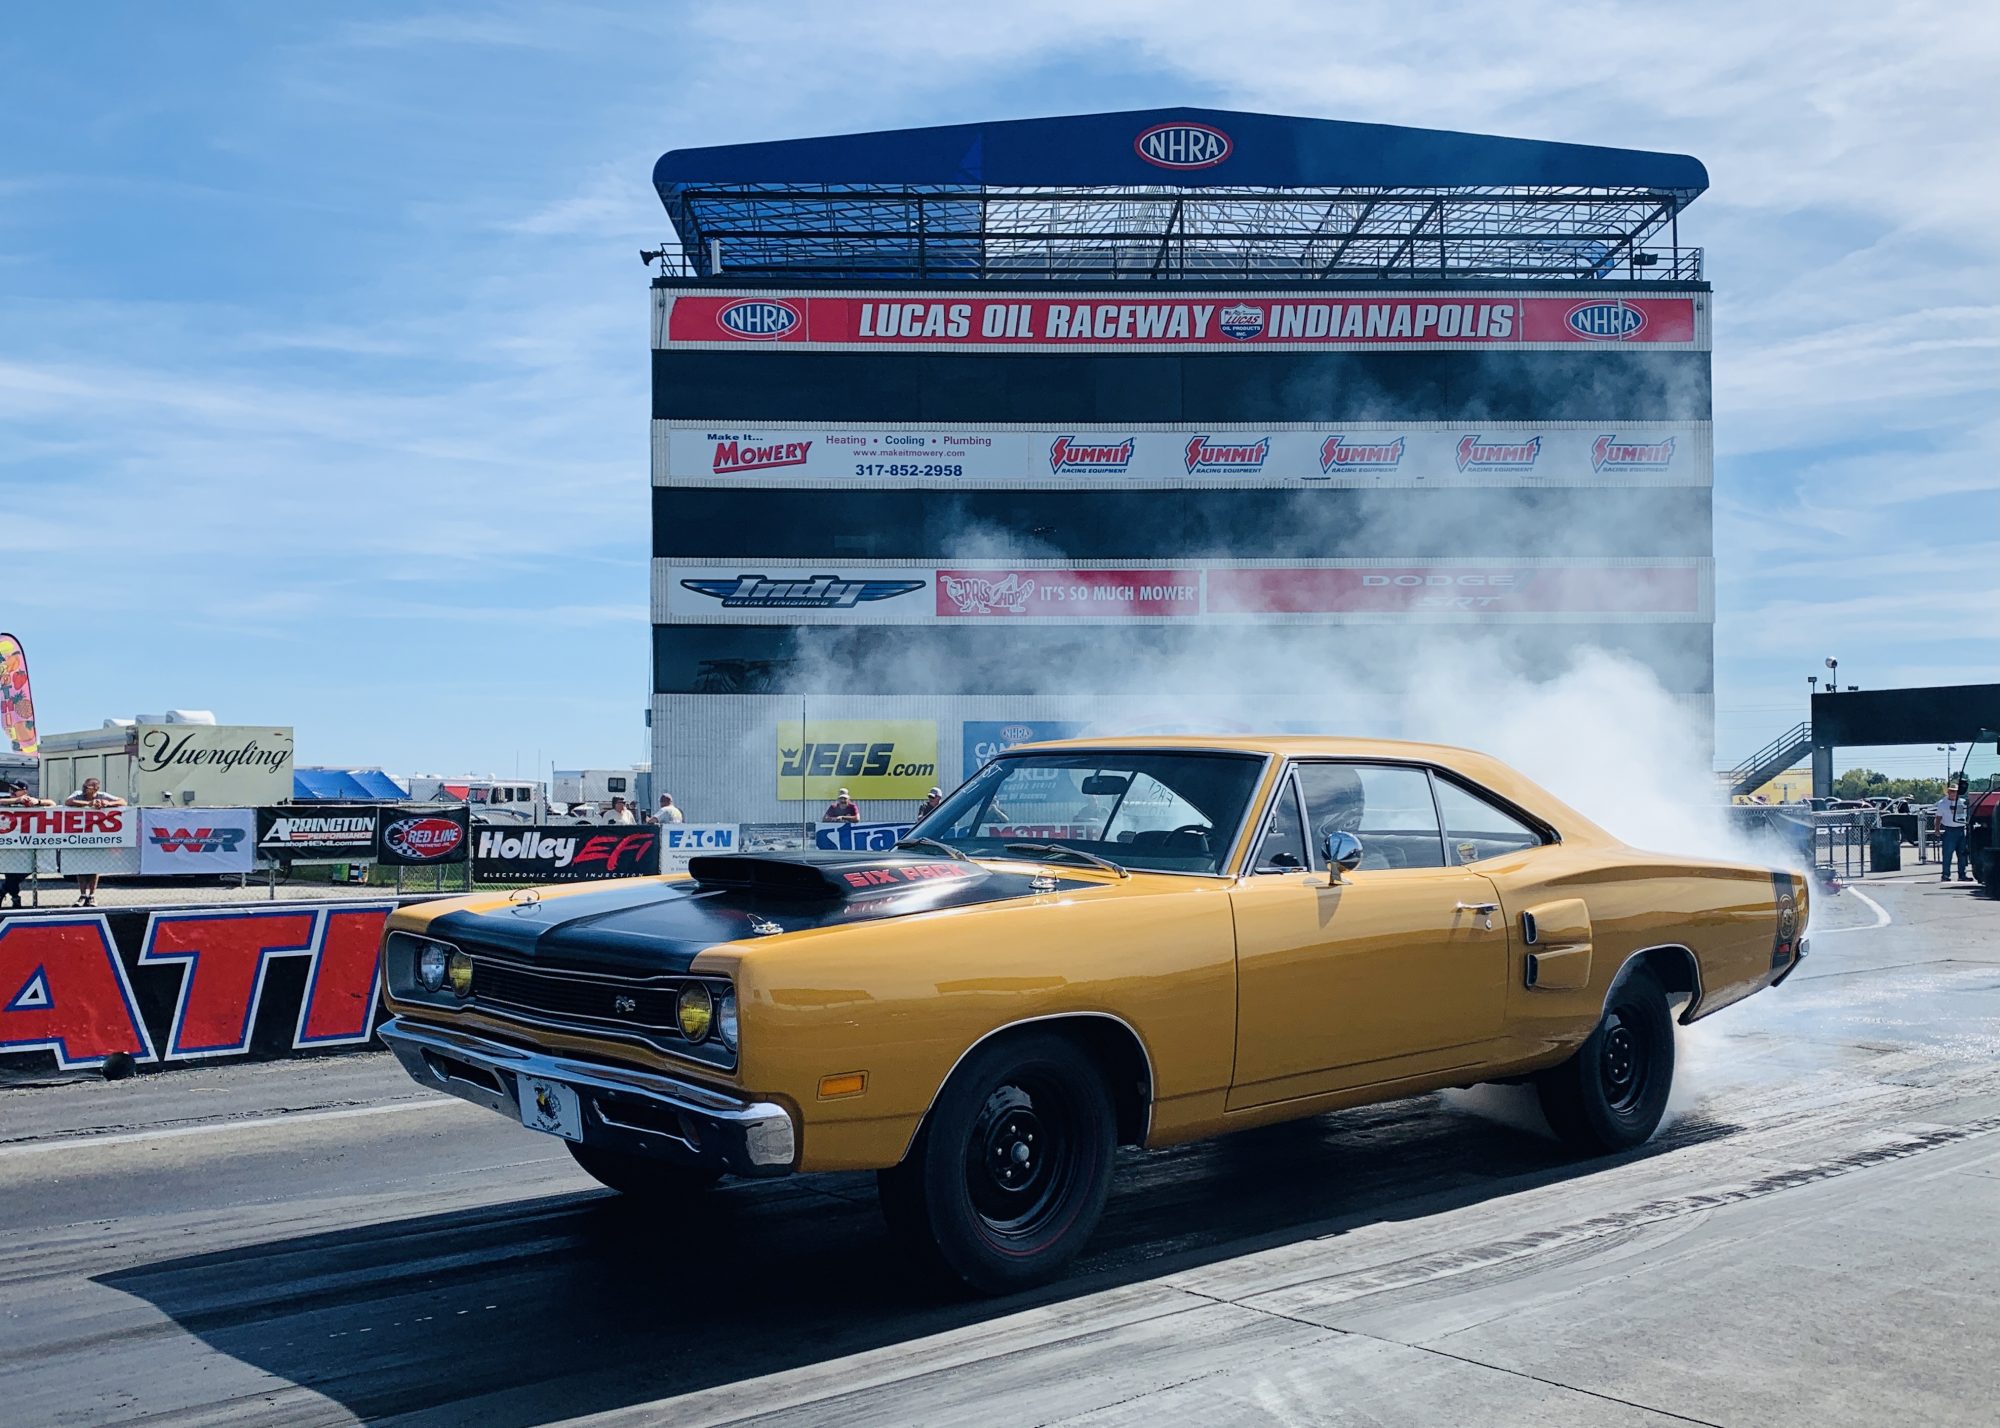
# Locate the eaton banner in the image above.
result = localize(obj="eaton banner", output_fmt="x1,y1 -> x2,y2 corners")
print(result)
659,424 -> 1709,489
659,822 -> 740,873
665,560 -> 1710,626
665,293 -> 1704,350
0,805 -> 137,850
138,808 -> 257,875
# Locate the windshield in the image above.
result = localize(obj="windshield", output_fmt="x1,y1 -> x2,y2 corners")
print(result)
910,750 -> 1266,875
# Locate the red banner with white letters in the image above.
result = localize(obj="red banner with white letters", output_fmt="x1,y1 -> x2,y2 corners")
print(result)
0,902 -> 395,1072
665,293 -> 1701,348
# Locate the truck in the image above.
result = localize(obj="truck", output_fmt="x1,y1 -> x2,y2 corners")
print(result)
404,776 -> 547,824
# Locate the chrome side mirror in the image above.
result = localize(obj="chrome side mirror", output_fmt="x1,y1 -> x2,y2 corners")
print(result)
1322,829 -> 1364,885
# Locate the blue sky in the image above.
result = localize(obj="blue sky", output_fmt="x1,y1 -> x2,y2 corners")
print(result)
3,2 -> 1994,781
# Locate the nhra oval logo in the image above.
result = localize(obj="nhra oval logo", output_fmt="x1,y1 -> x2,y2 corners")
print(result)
384,816 -> 464,862
716,300 -> 801,340
1565,302 -> 1647,341
1134,122 -> 1231,170
1000,724 -> 1037,743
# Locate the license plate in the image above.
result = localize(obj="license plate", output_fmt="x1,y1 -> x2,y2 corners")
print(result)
518,1076 -> 584,1142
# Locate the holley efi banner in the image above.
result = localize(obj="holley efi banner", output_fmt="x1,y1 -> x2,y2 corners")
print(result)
473,824 -> 662,882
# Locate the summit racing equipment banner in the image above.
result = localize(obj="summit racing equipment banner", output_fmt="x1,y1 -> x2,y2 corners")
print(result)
257,806 -> 380,860
657,424 -> 1709,489
663,292 -> 1703,350
374,806 -> 471,866
473,825 -> 662,882
0,902 -> 395,1072
663,560 -> 1710,625
0,805 -> 136,850
777,721 -> 939,801
139,808 -> 257,875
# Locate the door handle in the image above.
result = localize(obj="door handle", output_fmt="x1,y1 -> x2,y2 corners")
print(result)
1456,901 -> 1499,913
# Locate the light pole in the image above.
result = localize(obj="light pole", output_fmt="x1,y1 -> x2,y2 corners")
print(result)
1940,744 -> 1957,782
1824,656 -> 1839,690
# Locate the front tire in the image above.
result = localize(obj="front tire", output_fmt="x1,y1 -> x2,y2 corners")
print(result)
1537,966 -> 1674,1154
566,1141 -> 722,1200
878,1030 -> 1117,1295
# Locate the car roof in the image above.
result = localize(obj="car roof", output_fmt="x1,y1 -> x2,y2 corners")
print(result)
1001,734 -> 1612,844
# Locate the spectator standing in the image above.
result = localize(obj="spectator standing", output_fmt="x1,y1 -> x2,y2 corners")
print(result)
915,787 -> 944,819
2,781 -> 54,908
606,796 -> 636,825
822,787 -> 860,824
1936,777 -> 1972,882
656,794 -> 684,824
64,776 -> 126,907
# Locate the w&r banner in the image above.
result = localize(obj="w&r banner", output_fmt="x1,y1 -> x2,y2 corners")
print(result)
139,808 -> 257,875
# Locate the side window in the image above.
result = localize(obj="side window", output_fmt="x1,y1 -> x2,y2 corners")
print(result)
1296,763 -> 1445,871
607,776 -> 628,794
1254,778 -> 1307,871
1433,778 -> 1544,864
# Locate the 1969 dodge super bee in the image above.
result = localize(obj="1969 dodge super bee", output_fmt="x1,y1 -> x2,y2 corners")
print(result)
378,737 -> 1806,1292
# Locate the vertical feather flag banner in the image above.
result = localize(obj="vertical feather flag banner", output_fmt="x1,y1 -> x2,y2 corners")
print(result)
0,633 -> 37,756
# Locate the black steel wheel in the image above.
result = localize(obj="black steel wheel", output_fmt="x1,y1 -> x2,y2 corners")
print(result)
566,1141 -> 722,1200
878,1030 -> 1116,1294
1537,965 -> 1674,1154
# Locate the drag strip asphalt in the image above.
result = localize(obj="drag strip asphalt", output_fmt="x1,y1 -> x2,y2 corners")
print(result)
1,872 -> 1995,1426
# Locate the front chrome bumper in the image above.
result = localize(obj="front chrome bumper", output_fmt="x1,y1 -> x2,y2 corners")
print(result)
379,1017 -> 795,1177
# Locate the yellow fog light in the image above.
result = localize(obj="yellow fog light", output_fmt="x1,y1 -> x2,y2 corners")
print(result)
446,949 -> 474,997
676,983 -> 714,1042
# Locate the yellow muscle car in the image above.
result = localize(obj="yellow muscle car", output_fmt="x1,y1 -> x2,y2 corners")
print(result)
377,737 -> 1806,1293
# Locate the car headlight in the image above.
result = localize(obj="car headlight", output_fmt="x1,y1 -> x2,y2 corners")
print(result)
676,983 -> 714,1042
446,948 -> 474,997
716,990 -> 738,1049
417,942 -> 448,992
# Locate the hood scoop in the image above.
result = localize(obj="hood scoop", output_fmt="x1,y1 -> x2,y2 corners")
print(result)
685,851 -> 987,901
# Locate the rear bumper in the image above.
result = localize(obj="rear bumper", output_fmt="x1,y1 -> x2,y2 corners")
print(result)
379,1018 -> 795,1177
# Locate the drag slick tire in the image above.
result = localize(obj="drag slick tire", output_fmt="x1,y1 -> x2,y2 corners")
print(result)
1536,965 -> 1674,1154
879,1030 -> 1117,1295
566,1142 -> 722,1200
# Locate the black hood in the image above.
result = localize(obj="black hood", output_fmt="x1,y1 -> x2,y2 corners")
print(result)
424,850 -> 1091,976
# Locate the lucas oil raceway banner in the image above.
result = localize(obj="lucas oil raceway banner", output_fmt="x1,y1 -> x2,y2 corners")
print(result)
658,424 -> 1710,489
0,901 -> 398,1073
660,560 -> 1712,626
662,292 -> 1705,350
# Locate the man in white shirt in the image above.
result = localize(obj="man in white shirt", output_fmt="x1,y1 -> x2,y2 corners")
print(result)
1936,777 -> 1971,882
656,794 -> 684,824
605,796 -> 636,825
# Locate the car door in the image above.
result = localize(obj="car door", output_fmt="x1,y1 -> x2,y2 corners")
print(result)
1228,761 -> 1511,1111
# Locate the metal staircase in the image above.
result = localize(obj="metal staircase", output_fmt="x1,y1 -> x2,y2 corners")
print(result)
1725,721 -> 1814,797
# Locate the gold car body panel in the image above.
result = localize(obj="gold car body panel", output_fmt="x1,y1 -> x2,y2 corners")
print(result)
380,735 -> 1805,1174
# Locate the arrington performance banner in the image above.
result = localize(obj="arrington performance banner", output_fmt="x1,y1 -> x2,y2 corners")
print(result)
138,808 -> 257,875
664,560 -> 1709,625
777,721 -> 939,801
472,824 -> 662,882
257,806 -> 380,860
374,806 -> 471,866
0,805 -> 136,850
664,293 -> 1703,350
659,425 -> 1709,489
0,633 -> 37,755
